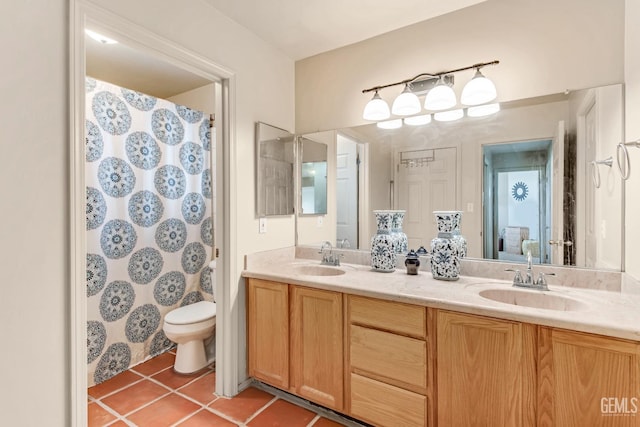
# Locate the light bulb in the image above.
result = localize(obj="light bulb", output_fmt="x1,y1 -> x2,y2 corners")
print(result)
391,84 -> 421,116
424,77 -> 457,111
363,91 -> 390,121
434,109 -> 464,122
404,115 -> 432,126
85,29 -> 118,44
461,69 -> 497,106
376,119 -> 403,129
467,103 -> 500,117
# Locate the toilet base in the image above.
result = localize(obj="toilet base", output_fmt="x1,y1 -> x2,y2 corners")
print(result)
174,340 -> 210,374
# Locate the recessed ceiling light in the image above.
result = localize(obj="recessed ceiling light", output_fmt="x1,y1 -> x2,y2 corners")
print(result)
85,29 -> 118,45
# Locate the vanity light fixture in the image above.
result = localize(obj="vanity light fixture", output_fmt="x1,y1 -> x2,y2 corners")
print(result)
85,29 -> 118,45
461,69 -> 497,105
404,114 -> 432,126
434,109 -> 464,122
391,84 -> 422,116
362,60 -> 499,120
363,90 -> 391,120
424,77 -> 457,111
376,119 -> 403,129
467,103 -> 501,117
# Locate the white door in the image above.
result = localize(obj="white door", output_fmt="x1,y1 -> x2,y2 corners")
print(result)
396,147 -> 457,249
336,135 -> 358,248
551,121 -> 565,265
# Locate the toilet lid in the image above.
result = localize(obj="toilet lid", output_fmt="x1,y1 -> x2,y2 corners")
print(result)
165,301 -> 216,325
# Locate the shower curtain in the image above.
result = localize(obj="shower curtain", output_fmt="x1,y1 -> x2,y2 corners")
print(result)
85,77 -> 214,386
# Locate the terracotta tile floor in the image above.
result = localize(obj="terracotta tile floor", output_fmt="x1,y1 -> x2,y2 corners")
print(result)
88,351 -> 347,426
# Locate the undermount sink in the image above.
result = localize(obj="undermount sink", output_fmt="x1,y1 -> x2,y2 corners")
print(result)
478,288 -> 588,311
290,265 -> 346,277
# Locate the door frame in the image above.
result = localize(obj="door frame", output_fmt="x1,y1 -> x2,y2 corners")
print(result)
69,2 -> 237,425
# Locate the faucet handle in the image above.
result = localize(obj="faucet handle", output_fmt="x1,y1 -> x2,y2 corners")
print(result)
505,268 -> 524,286
535,272 -> 555,290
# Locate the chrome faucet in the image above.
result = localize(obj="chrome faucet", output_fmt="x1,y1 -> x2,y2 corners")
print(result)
505,250 -> 555,291
319,241 -> 343,266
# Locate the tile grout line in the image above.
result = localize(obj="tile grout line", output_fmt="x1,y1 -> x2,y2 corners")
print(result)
307,414 -> 322,426
241,396 -> 280,425
89,375 -> 146,401
96,365 -> 218,425
92,398 -> 133,426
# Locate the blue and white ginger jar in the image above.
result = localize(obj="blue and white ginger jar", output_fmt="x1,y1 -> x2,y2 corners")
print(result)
371,210 -> 396,273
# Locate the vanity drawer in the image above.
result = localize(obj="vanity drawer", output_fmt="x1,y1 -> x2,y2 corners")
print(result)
350,324 -> 427,392
348,295 -> 426,339
350,373 -> 427,427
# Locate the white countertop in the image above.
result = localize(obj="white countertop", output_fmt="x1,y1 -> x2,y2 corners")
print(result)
242,250 -> 640,342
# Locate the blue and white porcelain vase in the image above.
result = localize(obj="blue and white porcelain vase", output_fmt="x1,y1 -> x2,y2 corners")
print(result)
390,210 -> 408,254
430,211 -> 464,280
371,210 -> 396,273
451,211 -> 467,258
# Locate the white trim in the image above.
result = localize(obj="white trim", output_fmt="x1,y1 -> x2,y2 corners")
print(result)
70,2 -> 239,423
575,89 -> 597,267
69,1 -> 87,425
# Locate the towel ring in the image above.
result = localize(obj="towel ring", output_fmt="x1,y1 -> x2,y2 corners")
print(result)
616,140 -> 640,180
591,156 -> 613,189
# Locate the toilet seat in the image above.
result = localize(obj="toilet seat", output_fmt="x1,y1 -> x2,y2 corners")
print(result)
165,301 -> 216,325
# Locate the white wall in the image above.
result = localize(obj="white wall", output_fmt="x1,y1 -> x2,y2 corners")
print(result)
625,0 -> 640,279
168,83 -> 216,115
295,0 -> 624,133
1,0 -> 294,423
0,0 -> 68,424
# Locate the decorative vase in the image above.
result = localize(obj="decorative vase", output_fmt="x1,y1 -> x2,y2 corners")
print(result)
371,210 -> 397,273
451,212 -> 467,258
390,210 -> 408,254
430,211 -> 464,280
404,249 -> 420,275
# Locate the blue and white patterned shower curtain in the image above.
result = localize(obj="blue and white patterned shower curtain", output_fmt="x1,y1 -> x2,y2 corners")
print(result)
85,78 -> 214,386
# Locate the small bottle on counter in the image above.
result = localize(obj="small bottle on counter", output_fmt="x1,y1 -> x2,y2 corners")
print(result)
405,249 -> 421,275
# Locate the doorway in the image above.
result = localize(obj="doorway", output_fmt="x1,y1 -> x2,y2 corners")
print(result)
71,3 -> 234,425
482,140 -> 552,264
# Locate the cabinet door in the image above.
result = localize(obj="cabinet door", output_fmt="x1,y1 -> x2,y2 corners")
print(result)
291,286 -> 344,411
538,327 -> 640,427
437,310 -> 536,427
247,279 -> 289,389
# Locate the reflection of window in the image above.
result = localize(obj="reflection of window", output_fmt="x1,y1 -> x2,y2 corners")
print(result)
301,161 -> 327,214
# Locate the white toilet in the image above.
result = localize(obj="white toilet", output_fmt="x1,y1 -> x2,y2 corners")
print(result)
163,261 -> 217,374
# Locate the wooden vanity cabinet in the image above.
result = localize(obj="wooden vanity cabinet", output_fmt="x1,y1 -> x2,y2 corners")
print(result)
247,279 -> 290,389
248,278 -> 640,427
346,295 -> 432,427
436,310 -> 536,427
538,327 -> 640,427
291,286 -> 344,411
247,279 -> 344,411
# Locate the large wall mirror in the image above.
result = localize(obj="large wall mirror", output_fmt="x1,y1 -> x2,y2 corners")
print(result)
255,122 -> 295,216
296,83 -> 624,270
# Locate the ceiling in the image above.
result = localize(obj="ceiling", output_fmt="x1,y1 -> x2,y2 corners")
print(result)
85,33 -> 212,99
85,0 -> 487,98
204,0 -> 487,60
